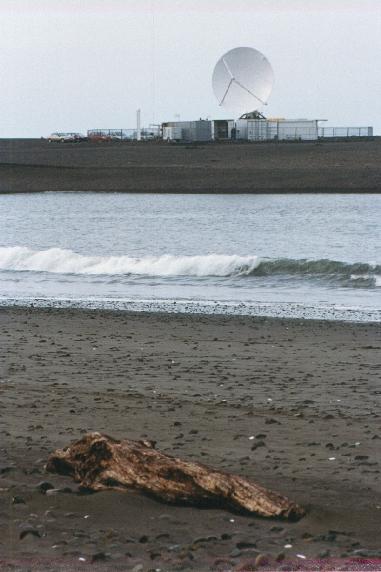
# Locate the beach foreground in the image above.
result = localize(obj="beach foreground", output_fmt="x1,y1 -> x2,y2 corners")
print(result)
0,307 -> 380,570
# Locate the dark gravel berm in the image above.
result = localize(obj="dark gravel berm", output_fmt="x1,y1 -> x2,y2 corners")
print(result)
1,138 -> 380,193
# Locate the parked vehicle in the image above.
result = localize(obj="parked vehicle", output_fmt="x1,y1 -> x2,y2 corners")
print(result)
87,133 -> 113,142
47,132 -> 87,143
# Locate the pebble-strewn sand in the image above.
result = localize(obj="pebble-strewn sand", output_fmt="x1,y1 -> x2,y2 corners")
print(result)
1,138 -> 381,193
0,307 -> 380,570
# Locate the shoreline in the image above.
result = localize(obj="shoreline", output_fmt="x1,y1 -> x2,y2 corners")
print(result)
1,306 -> 380,569
1,189 -> 381,195
0,298 -> 379,324
1,302 -> 380,325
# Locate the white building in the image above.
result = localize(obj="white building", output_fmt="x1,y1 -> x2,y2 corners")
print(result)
162,117 -> 322,142
248,119 -> 319,141
162,120 -> 212,142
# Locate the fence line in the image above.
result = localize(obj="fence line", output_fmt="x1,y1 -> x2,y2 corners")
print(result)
87,125 -> 374,141
319,127 -> 373,138
87,127 -> 161,140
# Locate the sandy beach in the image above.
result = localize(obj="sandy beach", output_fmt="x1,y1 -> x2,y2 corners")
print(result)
0,307 -> 380,570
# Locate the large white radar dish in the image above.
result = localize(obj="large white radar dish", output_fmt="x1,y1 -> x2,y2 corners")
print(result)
212,47 -> 274,114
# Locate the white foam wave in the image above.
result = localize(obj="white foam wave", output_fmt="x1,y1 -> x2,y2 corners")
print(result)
0,247 -> 260,277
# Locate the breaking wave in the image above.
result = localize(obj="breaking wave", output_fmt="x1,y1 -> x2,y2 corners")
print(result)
0,247 -> 260,277
0,246 -> 379,285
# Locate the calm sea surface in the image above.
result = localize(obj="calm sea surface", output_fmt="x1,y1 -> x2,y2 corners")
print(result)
0,193 -> 380,321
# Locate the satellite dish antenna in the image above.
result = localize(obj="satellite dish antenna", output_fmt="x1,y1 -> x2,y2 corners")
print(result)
212,47 -> 274,115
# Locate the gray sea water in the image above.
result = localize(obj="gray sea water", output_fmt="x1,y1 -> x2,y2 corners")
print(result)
0,193 -> 380,321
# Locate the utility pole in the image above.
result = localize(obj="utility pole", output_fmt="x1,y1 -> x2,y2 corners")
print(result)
137,109 -> 141,141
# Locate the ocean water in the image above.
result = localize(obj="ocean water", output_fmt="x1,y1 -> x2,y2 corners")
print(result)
0,193 -> 380,321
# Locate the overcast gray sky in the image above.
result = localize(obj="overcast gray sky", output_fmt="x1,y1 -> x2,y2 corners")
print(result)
1,0 -> 380,137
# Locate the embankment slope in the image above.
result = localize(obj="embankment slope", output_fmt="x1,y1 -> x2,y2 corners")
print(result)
0,138 -> 380,193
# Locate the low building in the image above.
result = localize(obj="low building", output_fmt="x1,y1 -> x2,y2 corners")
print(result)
162,117 -> 373,143
162,116 -> 319,142
247,119 -> 320,141
212,119 -> 236,140
213,117 -> 320,141
162,120 -> 212,142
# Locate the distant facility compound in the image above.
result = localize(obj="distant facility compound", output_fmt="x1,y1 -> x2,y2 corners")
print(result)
85,46 -> 373,144
162,116 -> 322,142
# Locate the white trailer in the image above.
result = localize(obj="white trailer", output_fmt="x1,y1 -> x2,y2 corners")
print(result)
247,119 -> 319,141
163,125 -> 183,141
162,121 -> 212,142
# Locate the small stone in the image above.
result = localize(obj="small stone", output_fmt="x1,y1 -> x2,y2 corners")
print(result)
64,512 -> 78,518
236,540 -> 257,550
150,551 -> 161,560
193,535 -> 218,544
301,532 -> 313,540
352,549 -> 381,557
230,548 -> 242,558
131,565 -> 144,572
168,544 -> 181,552
19,527 -> 41,540
12,496 -> 26,505
265,418 -> 280,425
251,440 -> 266,451
0,465 -> 15,475
46,487 -> 72,496
36,481 -> 55,494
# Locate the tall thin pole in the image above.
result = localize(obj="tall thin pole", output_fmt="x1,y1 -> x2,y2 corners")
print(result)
151,0 -> 156,126
137,109 -> 141,141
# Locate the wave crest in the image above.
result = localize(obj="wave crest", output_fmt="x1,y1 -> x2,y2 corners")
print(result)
0,247 -> 260,277
0,246 -> 379,285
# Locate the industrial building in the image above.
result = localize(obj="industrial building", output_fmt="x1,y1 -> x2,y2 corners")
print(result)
162,120 -> 212,142
162,117 -> 321,142
161,117 -> 373,143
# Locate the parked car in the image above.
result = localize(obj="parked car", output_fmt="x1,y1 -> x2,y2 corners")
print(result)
47,132 -> 87,143
87,133 -> 113,142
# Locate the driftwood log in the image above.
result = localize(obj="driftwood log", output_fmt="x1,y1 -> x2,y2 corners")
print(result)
46,432 -> 304,520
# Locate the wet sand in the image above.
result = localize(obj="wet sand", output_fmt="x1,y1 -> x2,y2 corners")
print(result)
0,307 -> 380,570
1,138 -> 381,193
